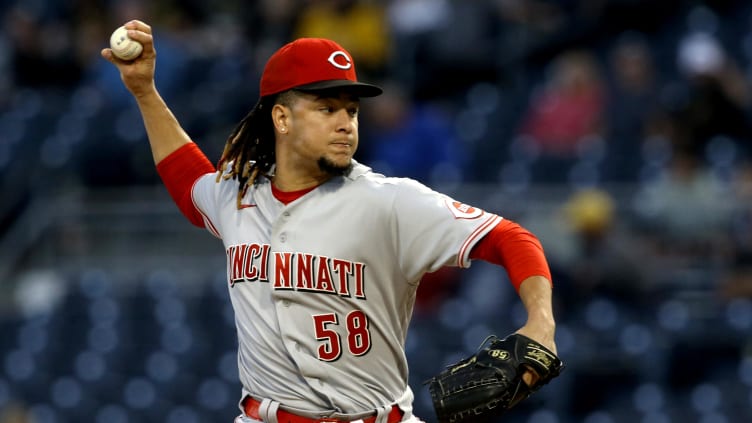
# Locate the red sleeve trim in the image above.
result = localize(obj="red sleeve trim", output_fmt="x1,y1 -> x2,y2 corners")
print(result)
470,219 -> 552,292
457,214 -> 502,268
155,143 -> 216,227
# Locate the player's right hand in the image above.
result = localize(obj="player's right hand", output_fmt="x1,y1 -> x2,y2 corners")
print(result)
101,20 -> 157,98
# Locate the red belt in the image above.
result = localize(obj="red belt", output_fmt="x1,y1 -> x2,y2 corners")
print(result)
242,397 -> 403,423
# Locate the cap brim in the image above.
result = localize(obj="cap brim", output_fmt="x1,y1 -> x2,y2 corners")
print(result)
295,80 -> 383,97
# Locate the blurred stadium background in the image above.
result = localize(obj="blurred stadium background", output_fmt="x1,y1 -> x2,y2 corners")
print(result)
1,0 -> 752,422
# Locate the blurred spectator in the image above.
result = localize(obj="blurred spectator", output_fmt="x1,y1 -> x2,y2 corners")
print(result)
535,188 -> 654,312
492,0 -> 568,67
5,6 -> 83,89
632,148 -> 734,258
389,0 -> 502,99
602,31 -> 663,182
518,49 -> 606,157
563,189 -> 653,304
671,31 -> 752,161
359,81 -> 466,185
418,0 -> 501,88
292,0 -> 390,79
385,0 -> 452,89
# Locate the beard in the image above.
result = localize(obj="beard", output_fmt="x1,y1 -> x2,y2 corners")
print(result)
317,156 -> 353,176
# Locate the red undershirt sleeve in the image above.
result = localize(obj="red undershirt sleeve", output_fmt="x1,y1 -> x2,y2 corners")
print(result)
155,143 -> 216,228
469,218 -> 552,292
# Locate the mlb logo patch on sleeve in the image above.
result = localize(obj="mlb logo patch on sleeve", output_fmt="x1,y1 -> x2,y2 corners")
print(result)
445,199 -> 485,220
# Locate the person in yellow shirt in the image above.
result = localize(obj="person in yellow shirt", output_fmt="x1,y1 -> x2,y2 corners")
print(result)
293,0 -> 390,78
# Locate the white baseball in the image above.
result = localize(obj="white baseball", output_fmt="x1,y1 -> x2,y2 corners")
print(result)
109,26 -> 143,61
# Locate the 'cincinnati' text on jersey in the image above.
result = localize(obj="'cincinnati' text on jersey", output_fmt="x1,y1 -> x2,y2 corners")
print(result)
226,243 -> 367,299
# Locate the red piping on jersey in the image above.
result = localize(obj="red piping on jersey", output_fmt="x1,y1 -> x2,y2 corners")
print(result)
156,142 -> 215,228
458,214 -> 500,268
470,219 -> 552,292
194,192 -> 222,238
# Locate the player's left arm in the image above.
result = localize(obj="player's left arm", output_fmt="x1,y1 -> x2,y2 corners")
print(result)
470,219 -> 556,354
516,276 -> 556,354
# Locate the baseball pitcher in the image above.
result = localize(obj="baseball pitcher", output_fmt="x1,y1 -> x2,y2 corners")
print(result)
102,20 -> 562,423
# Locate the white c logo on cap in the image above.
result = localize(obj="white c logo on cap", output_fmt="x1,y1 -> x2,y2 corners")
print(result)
328,51 -> 352,70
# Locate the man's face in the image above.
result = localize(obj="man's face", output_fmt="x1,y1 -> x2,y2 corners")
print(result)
283,91 -> 360,175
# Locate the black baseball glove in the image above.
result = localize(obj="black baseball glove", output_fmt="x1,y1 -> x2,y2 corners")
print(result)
424,333 -> 564,423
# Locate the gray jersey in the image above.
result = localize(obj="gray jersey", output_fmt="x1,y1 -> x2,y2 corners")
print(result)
191,161 -> 501,416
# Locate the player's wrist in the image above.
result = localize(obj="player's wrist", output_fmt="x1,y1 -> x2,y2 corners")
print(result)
130,82 -> 159,101
517,314 -> 556,355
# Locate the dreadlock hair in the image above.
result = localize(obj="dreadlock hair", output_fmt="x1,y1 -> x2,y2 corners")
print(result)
216,91 -> 298,209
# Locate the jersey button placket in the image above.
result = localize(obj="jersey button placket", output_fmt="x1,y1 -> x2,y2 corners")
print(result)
271,207 -> 291,246
279,209 -> 290,242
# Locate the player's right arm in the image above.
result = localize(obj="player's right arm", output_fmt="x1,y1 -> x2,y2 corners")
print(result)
101,20 -> 215,227
100,20 -> 190,164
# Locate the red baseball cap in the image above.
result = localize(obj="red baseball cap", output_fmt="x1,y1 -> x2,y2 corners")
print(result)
259,38 -> 382,98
